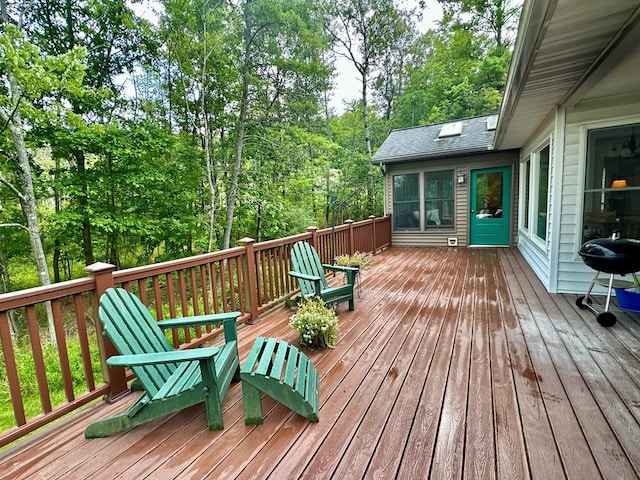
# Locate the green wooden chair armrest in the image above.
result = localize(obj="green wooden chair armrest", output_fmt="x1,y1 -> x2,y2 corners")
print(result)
322,264 -> 358,284
106,346 -> 222,368
288,271 -> 322,282
322,264 -> 359,273
157,311 -> 240,329
157,311 -> 240,343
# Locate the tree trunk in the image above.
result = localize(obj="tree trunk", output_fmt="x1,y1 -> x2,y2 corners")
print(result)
200,36 -> 217,252
75,149 -> 95,265
223,6 -> 252,250
6,108 -> 56,343
53,157 -> 61,282
361,73 -> 374,214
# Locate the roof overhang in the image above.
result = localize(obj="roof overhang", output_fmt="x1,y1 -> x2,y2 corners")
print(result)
495,0 -> 640,150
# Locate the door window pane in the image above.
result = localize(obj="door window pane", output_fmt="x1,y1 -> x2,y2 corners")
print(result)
393,174 -> 420,230
475,172 -> 504,219
424,170 -> 454,228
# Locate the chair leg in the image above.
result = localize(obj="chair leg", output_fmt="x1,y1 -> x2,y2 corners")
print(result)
241,381 -> 264,425
349,298 -> 354,310
85,413 -> 134,438
203,389 -> 224,431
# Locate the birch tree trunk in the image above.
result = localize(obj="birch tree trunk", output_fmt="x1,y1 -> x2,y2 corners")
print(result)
223,2 -> 252,250
361,72 -> 374,213
2,106 -> 56,344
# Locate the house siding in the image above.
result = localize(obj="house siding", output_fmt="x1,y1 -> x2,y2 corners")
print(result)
385,151 -> 519,248
556,92 -> 640,293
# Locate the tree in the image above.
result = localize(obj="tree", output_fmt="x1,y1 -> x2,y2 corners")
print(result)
223,0 -> 330,249
324,0 -> 415,211
21,0 -> 157,267
392,23 -> 508,127
437,0 -> 522,49
161,0 -> 237,251
0,24 -> 88,340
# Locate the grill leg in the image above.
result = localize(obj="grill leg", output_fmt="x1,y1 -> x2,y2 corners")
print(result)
604,273 -> 615,312
583,270 -> 600,304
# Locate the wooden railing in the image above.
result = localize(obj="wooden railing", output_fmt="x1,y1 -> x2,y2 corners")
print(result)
0,215 -> 390,447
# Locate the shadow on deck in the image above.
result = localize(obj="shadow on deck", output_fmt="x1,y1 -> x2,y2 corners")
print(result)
1,247 -> 639,479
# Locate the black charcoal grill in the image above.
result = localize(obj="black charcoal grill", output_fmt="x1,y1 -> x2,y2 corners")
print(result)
576,233 -> 640,326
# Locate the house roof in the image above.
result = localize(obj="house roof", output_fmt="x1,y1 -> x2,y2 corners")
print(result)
495,0 -> 640,150
372,114 -> 498,165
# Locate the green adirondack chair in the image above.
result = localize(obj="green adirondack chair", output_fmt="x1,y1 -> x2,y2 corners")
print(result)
289,241 -> 358,310
85,287 -> 241,438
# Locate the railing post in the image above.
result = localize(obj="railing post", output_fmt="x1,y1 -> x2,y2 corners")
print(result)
84,262 -> 129,402
238,237 -> 259,324
306,226 -> 318,249
345,219 -> 355,255
369,215 -> 377,253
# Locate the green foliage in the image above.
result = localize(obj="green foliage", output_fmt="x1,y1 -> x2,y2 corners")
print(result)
289,297 -> 339,349
392,25 -> 508,127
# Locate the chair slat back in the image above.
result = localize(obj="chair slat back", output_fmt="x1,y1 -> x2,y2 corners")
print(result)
291,241 -> 329,295
99,288 -> 177,396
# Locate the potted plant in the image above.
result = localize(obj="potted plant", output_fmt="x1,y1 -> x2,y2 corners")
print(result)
334,251 -> 374,270
289,297 -> 339,349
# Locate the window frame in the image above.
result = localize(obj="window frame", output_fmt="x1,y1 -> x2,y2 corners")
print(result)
391,169 -> 456,233
535,144 -> 550,241
520,139 -> 551,249
392,173 -> 421,231
520,156 -> 531,232
423,169 -> 455,230
580,120 -> 640,246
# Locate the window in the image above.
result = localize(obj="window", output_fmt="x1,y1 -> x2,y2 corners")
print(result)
583,123 -> 640,242
393,174 -> 420,230
522,157 -> 530,230
439,121 -> 463,138
520,142 -> 550,242
536,146 -> 549,240
424,170 -> 454,229
392,170 -> 455,232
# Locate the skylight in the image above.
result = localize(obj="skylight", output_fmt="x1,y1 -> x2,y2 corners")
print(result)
486,115 -> 498,131
438,121 -> 463,138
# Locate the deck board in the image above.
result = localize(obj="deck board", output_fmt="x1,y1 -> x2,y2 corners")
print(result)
1,247 -> 640,480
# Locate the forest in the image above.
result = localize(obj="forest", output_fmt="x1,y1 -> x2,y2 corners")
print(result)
0,0 -> 520,293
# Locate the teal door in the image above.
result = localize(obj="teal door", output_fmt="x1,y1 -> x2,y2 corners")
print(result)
470,167 -> 511,246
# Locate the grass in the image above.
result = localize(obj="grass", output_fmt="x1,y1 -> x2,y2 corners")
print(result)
0,335 -> 104,432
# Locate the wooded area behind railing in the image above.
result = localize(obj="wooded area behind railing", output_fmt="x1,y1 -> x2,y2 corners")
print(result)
0,216 -> 391,447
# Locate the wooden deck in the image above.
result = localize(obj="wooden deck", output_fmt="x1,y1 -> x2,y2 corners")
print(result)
1,247 -> 640,479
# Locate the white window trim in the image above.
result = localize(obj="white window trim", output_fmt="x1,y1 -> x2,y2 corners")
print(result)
519,156 -> 531,232
521,139 -> 552,251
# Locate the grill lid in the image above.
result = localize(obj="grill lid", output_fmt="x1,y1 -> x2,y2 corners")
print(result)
579,236 -> 640,274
